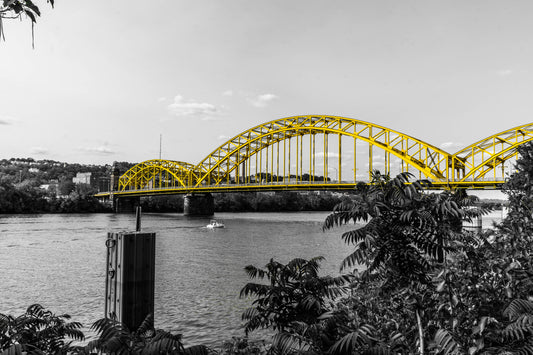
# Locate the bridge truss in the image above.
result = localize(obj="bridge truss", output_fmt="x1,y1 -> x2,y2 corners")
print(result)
103,116 -> 533,197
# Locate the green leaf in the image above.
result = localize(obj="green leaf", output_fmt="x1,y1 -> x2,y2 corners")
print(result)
182,345 -> 210,355
23,0 -> 40,16
436,280 -> 446,292
24,9 -> 36,23
434,329 -> 461,354
503,299 -> 533,320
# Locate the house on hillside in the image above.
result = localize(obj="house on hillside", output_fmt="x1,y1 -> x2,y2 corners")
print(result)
73,172 -> 97,186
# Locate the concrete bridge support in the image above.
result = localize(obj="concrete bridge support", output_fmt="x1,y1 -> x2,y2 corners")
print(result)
184,193 -> 214,216
114,196 -> 141,213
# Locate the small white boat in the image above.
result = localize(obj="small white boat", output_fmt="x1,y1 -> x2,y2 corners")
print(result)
206,219 -> 225,229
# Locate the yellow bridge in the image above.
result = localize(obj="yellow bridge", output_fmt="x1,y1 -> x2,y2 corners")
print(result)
98,115 -> 533,198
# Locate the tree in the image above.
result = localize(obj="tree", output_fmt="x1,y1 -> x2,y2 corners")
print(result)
86,314 -> 210,355
323,171 -> 482,288
322,171 -> 487,354
240,257 -> 354,354
0,307 -> 210,355
432,143 -> 533,354
58,177 -> 75,196
0,0 -> 54,45
0,304 -> 84,354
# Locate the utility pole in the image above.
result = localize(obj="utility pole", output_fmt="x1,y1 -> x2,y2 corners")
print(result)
159,134 -> 162,160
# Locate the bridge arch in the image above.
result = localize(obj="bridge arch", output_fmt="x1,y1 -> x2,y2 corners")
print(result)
193,115 -> 453,188
118,159 -> 196,192
109,118 -> 533,195
451,123 -> 533,182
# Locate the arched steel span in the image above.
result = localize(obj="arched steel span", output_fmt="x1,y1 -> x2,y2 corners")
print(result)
111,117 -> 533,195
450,122 -> 533,183
118,159 -> 196,191
193,115 -> 452,188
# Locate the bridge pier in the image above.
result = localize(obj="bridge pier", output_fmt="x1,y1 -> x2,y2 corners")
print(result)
184,193 -> 214,216
114,196 -> 141,213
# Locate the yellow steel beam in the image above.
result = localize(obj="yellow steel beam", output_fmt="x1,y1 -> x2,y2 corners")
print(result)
452,123 -> 533,182
110,118 -> 533,196
118,159 -> 196,192
192,115 -> 452,188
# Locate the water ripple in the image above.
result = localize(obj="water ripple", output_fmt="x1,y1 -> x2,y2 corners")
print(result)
1,212 -> 352,347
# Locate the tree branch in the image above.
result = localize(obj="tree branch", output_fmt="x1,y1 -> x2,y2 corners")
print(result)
416,308 -> 425,355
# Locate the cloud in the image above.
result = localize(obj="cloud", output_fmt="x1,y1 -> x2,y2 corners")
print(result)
315,151 -> 353,159
315,151 -> 341,159
167,95 -> 219,118
202,115 -> 223,121
222,90 -> 234,97
78,146 -> 116,155
30,147 -> 49,155
248,93 -> 279,108
218,135 -> 230,140
390,157 -> 402,164
439,141 -> 463,151
497,69 -> 513,77
366,161 -> 385,168
0,115 -> 16,125
157,97 -> 167,102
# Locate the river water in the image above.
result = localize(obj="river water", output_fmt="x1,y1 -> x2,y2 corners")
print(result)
0,212 -> 353,347
0,209 -> 506,347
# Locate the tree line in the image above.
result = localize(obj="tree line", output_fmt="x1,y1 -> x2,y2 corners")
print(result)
0,158 -> 133,213
140,191 -> 351,214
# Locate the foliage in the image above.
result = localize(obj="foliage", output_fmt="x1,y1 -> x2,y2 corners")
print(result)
0,158 -> 120,213
214,191 -> 350,213
218,337 -> 269,355
0,306 -> 213,355
85,314 -> 211,355
0,180 -> 49,213
0,158 -> 112,185
0,304 -> 84,355
0,181 -> 112,213
317,155 -> 533,355
237,171 -> 510,354
324,171 -> 485,284
0,0 -> 54,45
141,195 -> 185,213
240,257 -> 354,354
319,171 -> 488,354
430,143 -> 533,355
430,228 -> 533,354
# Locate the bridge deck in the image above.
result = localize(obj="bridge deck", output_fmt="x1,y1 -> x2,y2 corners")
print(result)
95,179 -> 505,198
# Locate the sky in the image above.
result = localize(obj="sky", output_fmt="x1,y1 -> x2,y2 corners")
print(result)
1,0 -> 533,166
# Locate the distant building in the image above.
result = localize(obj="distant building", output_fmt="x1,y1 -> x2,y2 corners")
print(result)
73,172 -> 97,186
73,172 -> 113,192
